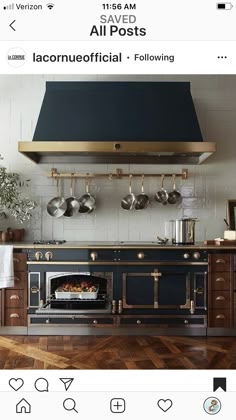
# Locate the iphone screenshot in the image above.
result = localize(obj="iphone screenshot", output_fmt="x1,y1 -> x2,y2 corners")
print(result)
0,0 -> 236,418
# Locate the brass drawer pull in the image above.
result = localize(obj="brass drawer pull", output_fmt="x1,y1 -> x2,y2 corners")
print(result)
31,286 -> 39,294
216,314 -> 225,319
10,313 -> 20,319
136,319 -> 142,324
216,259 -> 226,264
9,295 -> 20,300
13,258 -> 20,263
216,277 -> 225,282
93,319 -> 98,324
216,296 -> 225,301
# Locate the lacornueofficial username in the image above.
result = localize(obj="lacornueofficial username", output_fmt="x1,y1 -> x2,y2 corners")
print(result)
33,52 -> 122,62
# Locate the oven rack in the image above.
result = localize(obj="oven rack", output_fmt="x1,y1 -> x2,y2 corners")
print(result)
49,293 -> 107,303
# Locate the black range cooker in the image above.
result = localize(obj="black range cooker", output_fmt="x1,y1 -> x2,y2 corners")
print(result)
26,243 -> 208,335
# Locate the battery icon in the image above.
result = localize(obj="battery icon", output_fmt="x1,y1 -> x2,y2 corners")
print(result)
217,3 -> 233,9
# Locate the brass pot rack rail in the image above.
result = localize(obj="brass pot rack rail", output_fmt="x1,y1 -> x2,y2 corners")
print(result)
48,168 -> 188,180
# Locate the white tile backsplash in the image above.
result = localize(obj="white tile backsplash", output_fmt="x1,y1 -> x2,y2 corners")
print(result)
1,74 -> 236,242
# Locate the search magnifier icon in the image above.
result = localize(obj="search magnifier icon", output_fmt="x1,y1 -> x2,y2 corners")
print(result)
63,398 -> 78,413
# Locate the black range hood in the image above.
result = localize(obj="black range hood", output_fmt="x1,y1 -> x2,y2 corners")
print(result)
18,81 -> 216,164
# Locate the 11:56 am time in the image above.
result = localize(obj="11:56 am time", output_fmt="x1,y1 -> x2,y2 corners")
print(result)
102,3 -> 136,10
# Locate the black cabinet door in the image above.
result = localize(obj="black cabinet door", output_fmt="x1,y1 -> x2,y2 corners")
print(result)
122,268 -> 190,309
119,266 -> 207,312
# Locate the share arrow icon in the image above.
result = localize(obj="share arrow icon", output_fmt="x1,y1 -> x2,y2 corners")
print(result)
59,378 -> 74,391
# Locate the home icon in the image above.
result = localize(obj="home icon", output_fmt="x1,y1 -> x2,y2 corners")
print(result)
16,398 -> 31,414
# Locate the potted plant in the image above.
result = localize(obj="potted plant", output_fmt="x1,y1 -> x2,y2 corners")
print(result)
0,160 -> 36,225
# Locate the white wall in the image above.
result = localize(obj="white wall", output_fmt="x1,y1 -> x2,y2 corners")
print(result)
0,74 -> 236,242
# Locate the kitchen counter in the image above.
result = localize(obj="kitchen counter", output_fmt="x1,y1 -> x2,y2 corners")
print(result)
2,241 -> 236,250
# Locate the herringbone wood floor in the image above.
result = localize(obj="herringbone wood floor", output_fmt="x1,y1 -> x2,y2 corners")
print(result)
0,335 -> 236,369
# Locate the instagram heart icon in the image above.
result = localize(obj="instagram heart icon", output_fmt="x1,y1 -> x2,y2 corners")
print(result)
9,378 -> 24,391
157,399 -> 173,412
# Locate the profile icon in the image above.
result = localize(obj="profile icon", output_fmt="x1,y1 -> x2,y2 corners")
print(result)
203,397 -> 221,415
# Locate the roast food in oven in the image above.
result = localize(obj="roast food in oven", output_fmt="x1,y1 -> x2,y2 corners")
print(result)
55,280 -> 98,299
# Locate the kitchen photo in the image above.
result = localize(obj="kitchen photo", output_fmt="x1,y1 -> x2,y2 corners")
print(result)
0,74 -> 236,369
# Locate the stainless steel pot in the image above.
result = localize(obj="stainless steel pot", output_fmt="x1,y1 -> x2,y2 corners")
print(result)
64,176 -> 80,218
47,176 -> 67,218
170,218 -> 198,245
78,177 -> 96,214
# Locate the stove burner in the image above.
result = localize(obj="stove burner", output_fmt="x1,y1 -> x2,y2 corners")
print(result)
33,240 -> 66,245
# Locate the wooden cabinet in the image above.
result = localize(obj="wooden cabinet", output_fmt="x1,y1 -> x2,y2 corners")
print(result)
2,252 -> 27,327
208,253 -> 233,328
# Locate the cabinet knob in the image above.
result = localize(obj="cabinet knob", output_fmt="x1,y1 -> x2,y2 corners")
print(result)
14,276 -> 20,282
216,296 -> 225,301
45,319 -> 50,324
193,252 -> 201,260
10,313 -> 20,319
183,253 -> 190,259
13,258 -> 20,263
136,319 -> 142,324
184,319 -> 189,324
45,251 -> 53,261
35,251 -> 43,261
137,251 -> 145,260
90,251 -> 98,261
93,319 -> 98,324
10,295 -> 20,300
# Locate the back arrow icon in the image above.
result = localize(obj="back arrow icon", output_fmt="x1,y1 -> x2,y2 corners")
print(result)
10,20 -> 16,31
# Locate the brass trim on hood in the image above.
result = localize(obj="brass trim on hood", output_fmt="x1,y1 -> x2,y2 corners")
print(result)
18,141 -> 216,164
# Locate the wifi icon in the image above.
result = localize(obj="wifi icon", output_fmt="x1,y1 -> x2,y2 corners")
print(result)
47,3 -> 54,9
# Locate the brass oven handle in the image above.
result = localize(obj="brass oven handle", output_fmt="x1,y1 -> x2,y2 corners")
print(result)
190,300 -> 195,314
216,314 -> 225,319
13,258 -> 20,263
10,295 -> 20,300
216,277 -> 225,282
112,300 -> 117,314
216,258 -> 226,264
31,286 -> 39,294
10,313 -> 20,319
216,296 -> 225,301
152,270 -> 162,309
